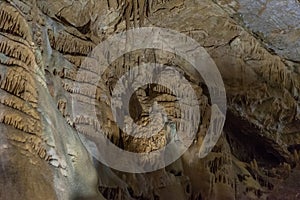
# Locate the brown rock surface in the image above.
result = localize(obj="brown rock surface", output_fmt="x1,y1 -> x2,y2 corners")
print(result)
0,0 -> 299,199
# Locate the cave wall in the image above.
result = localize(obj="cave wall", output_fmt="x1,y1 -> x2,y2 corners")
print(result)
0,0 -> 299,199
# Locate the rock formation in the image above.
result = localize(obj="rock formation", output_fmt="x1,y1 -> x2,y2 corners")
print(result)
0,0 -> 299,199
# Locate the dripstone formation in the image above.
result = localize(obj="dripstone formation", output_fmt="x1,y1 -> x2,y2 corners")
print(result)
0,0 -> 299,199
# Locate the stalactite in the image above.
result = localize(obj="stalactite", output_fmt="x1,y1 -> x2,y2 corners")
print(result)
124,0 -> 132,29
0,106 -> 41,135
0,37 -> 35,70
116,0 -> 154,29
47,29 -> 94,56
138,0 -> 146,26
133,0 -> 138,27
62,81 -> 100,100
0,2 -> 32,43
294,149 -> 299,162
0,67 -> 37,103
0,89 -> 39,119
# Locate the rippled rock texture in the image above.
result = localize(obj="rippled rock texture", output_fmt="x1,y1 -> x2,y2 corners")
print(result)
0,0 -> 299,199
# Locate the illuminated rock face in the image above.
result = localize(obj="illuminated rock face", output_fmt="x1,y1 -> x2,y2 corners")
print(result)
0,0 -> 299,199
